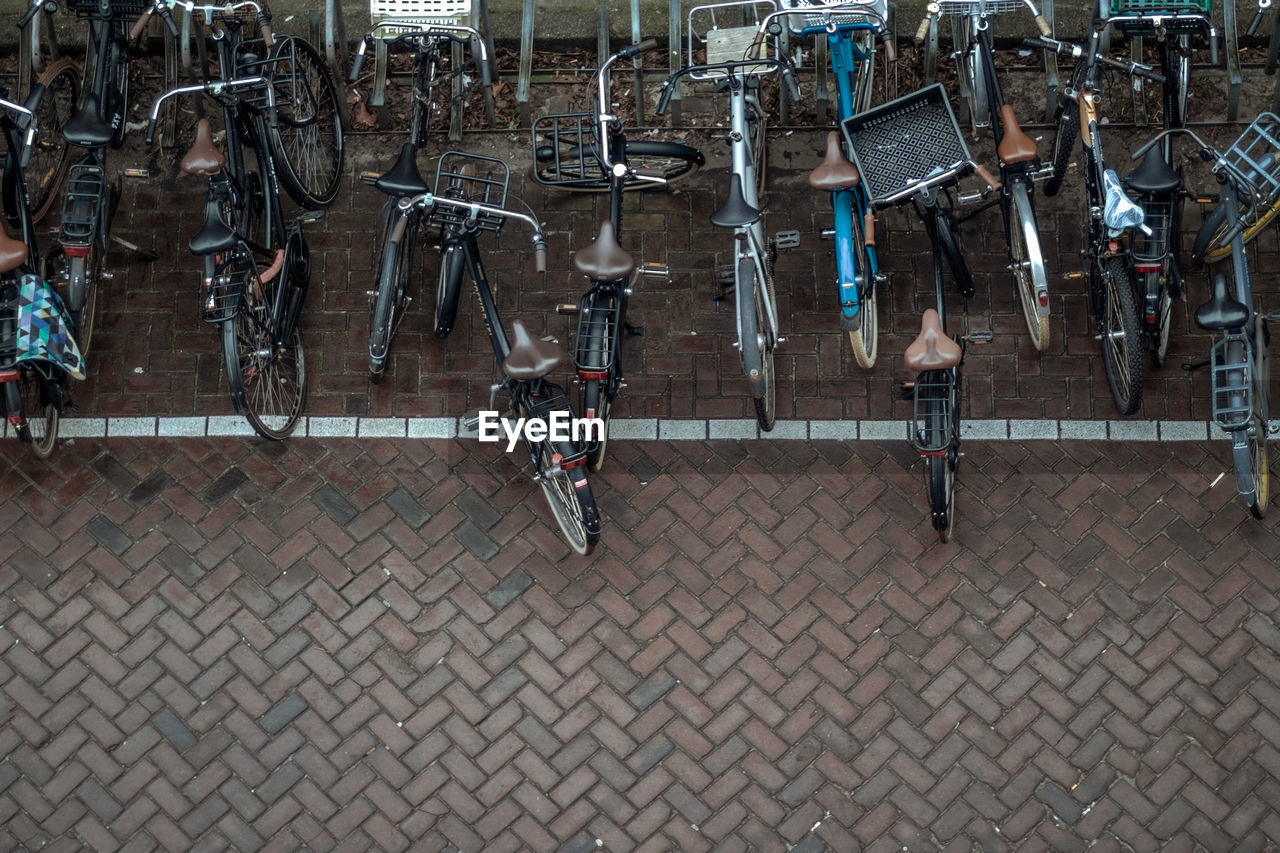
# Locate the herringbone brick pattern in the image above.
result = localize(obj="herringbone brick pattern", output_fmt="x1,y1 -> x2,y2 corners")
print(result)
1,436 -> 1278,850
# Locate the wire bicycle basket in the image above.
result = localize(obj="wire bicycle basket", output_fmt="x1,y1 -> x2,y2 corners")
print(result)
779,0 -> 889,34
1105,0 -> 1214,34
430,151 -> 510,233
370,0 -> 471,29
1220,112 -> 1280,204
69,0 -> 153,18
933,0 -> 1036,15
842,83 -> 971,206
685,0 -> 782,81
910,369 -> 957,454
530,114 -> 607,188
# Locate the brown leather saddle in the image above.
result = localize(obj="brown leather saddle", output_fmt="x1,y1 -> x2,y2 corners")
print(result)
808,131 -> 861,191
0,229 -> 28,274
996,105 -> 1037,166
904,309 -> 962,372
181,118 -> 228,176
574,221 -> 635,280
503,319 -> 564,380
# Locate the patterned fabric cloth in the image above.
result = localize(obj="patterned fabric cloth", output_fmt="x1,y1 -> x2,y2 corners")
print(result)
15,273 -> 85,381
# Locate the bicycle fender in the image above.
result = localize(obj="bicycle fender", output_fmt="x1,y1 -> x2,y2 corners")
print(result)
285,229 -> 310,288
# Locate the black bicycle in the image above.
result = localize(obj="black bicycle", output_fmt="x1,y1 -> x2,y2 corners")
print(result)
15,0 -> 80,225
410,169 -> 602,554
540,39 -> 693,470
147,1 -> 327,439
349,17 -> 493,379
0,86 -> 85,460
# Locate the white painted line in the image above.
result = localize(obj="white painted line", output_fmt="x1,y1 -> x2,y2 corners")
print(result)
358,418 -> 408,438
107,417 -> 156,438
1108,420 -> 1159,441
59,418 -> 107,438
157,417 -> 207,438
407,418 -> 456,439
809,420 -> 858,440
206,416 -> 256,436
709,419 -> 759,440
859,420 -> 907,441
658,420 -> 705,440
1059,420 -> 1108,441
961,419 -> 1008,440
611,419 -> 658,440
1158,420 -> 1209,442
766,421 -> 809,440
1010,419 -> 1058,441
306,417 -> 358,438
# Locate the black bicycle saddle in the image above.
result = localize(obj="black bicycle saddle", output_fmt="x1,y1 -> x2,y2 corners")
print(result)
1195,272 -> 1250,332
710,173 -> 761,229
64,93 -> 114,149
374,143 -> 430,197
1126,147 -> 1180,194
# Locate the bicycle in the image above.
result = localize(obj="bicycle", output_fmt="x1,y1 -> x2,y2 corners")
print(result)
1136,118 -> 1280,518
535,39 -> 691,470
348,3 -> 494,380
145,1 -> 325,440
405,181 -> 602,554
918,0 -> 1055,351
0,87 -> 86,460
15,1 -> 80,224
766,0 -> 892,367
657,0 -> 804,431
1030,27 -> 1167,415
842,82 -> 998,542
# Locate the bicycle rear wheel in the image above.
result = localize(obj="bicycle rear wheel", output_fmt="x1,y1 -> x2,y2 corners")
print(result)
1044,92 -> 1080,198
434,240 -> 465,338
18,366 -> 59,460
537,444 -> 600,555
1099,255 -> 1144,415
738,252 -> 776,432
842,193 -> 878,369
1242,320 -> 1271,518
25,57 -> 79,223
1007,180 -> 1049,350
65,244 -> 103,357
1197,199 -> 1280,263
369,206 -> 416,378
921,375 -> 959,543
222,252 -> 307,439
267,35 -> 344,209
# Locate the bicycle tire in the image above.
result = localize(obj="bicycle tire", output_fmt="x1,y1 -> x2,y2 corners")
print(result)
222,251 -> 307,439
267,35 -> 345,209
1153,285 -> 1173,367
369,207 -> 416,379
738,253 -> 777,432
576,289 -> 617,470
922,378 -> 958,543
847,268 -> 878,370
935,206 -> 974,298
434,240 -> 465,339
25,57 -> 79,223
1099,255 -> 1144,415
65,242 -> 103,357
536,444 -> 600,555
1044,94 -> 1080,198
18,365 -> 59,460
1007,180 -> 1050,350
1245,318 -> 1271,518
533,140 -> 703,191
749,97 -> 767,202
1199,199 -> 1280,263
583,389 -> 610,472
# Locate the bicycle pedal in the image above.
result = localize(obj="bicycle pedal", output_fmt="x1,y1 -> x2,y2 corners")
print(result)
555,303 -> 579,315
358,171 -> 381,186
898,381 -> 915,400
1181,359 -> 1210,372
298,210 -> 325,225
460,413 -> 481,432
957,191 -> 983,205
640,262 -> 669,277
715,264 -> 735,287
1268,309 -> 1280,323
625,322 -> 644,337
966,330 -> 993,345
820,228 -> 836,240
774,230 -> 801,250
1064,271 -> 1085,280
122,168 -> 149,178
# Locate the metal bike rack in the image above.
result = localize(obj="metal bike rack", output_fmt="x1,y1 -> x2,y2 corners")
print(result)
518,0 -> 534,125
17,5 -> 60,100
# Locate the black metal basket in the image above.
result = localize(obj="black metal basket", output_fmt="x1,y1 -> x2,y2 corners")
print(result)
70,0 -> 152,18
430,151 -> 510,234
530,113 -> 608,188
841,82 -> 970,206
0,286 -> 19,371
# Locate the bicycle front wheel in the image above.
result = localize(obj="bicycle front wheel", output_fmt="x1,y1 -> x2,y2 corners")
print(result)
26,57 -> 79,223
369,206 -> 416,378
434,241 -> 465,338
926,453 -> 955,543
1099,255 -> 1144,415
223,257 -> 308,439
1007,181 -> 1050,350
843,195 -> 878,369
267,35 -> 345,209
738,253 -> 776,432
1044,94 -> 1080,198
1198,199 -> 1280,263
1242,319 -> 1271,518
65,244 -> 103,357
537,446 -> 600,555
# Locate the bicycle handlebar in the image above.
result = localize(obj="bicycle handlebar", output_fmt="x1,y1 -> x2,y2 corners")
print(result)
656,57 -> 791,116
17,0 -> 55,30
398,193 -> 547,271
591,39 -> 660,172
1248,0 -> 1273,36
916,1 -> 1050,43
144,76 -> 274,144
1021,36 -> 1166,83
0,89 -> 43,170
350,22 -> 487,84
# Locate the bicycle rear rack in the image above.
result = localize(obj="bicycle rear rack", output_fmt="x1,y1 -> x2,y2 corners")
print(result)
0,287 -> 20,371
429,151 -> 509,233
1209,337 -> 1253,431
58,163 -> 107,249
531,113 -> 607,188
1132,196 -> 1174,262
571,296 -> 620,377
910,369 -> 956,454
201,255 -> 249,324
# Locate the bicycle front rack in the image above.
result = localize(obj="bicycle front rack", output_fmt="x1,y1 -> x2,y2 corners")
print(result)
910,369 -> 956,454
530,113 -> 606,188
1209,337 -> 1253,431
430,151 -> 509,233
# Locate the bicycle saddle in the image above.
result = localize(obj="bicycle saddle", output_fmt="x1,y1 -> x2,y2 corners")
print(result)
63,93 -> 114,149
188,197 -> 238,256
996,105 -> 1037,166
904,309 -> 963,372
1126,146 -> 1180,195
710,173 -> 761,229
374,143 -> 430,197
180,119 -> 227,176
574,221 -> 635,281
0,230 -> 28,274
808,131 -> 861,191
1195,272 -> 1250,332
504,319 -> 564,380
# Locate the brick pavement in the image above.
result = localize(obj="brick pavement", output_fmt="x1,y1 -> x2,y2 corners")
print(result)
1,435 -> 1279,850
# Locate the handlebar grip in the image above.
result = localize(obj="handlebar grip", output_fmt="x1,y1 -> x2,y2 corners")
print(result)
914,16 -> 931,44
130,10 -> 153,41
1136,65 -> 1166,84
782,66 -> 801,102
1248,8 -> 1266,37
18,1 -> 42,29
973,163 -> 1001,193
350,43 -> 368,82
624,37 -> 659,58
879,31 -> 896,64
21,82 -> 46,118
1210,33 -> 1220,66
655,81 -> 674,116
1034,14 -> 1052,38
480,45 -> 497,88
261,23 -> 274,48
155,2 -> 180,39
145,115 -> 159,146
535,244 -> 547,273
